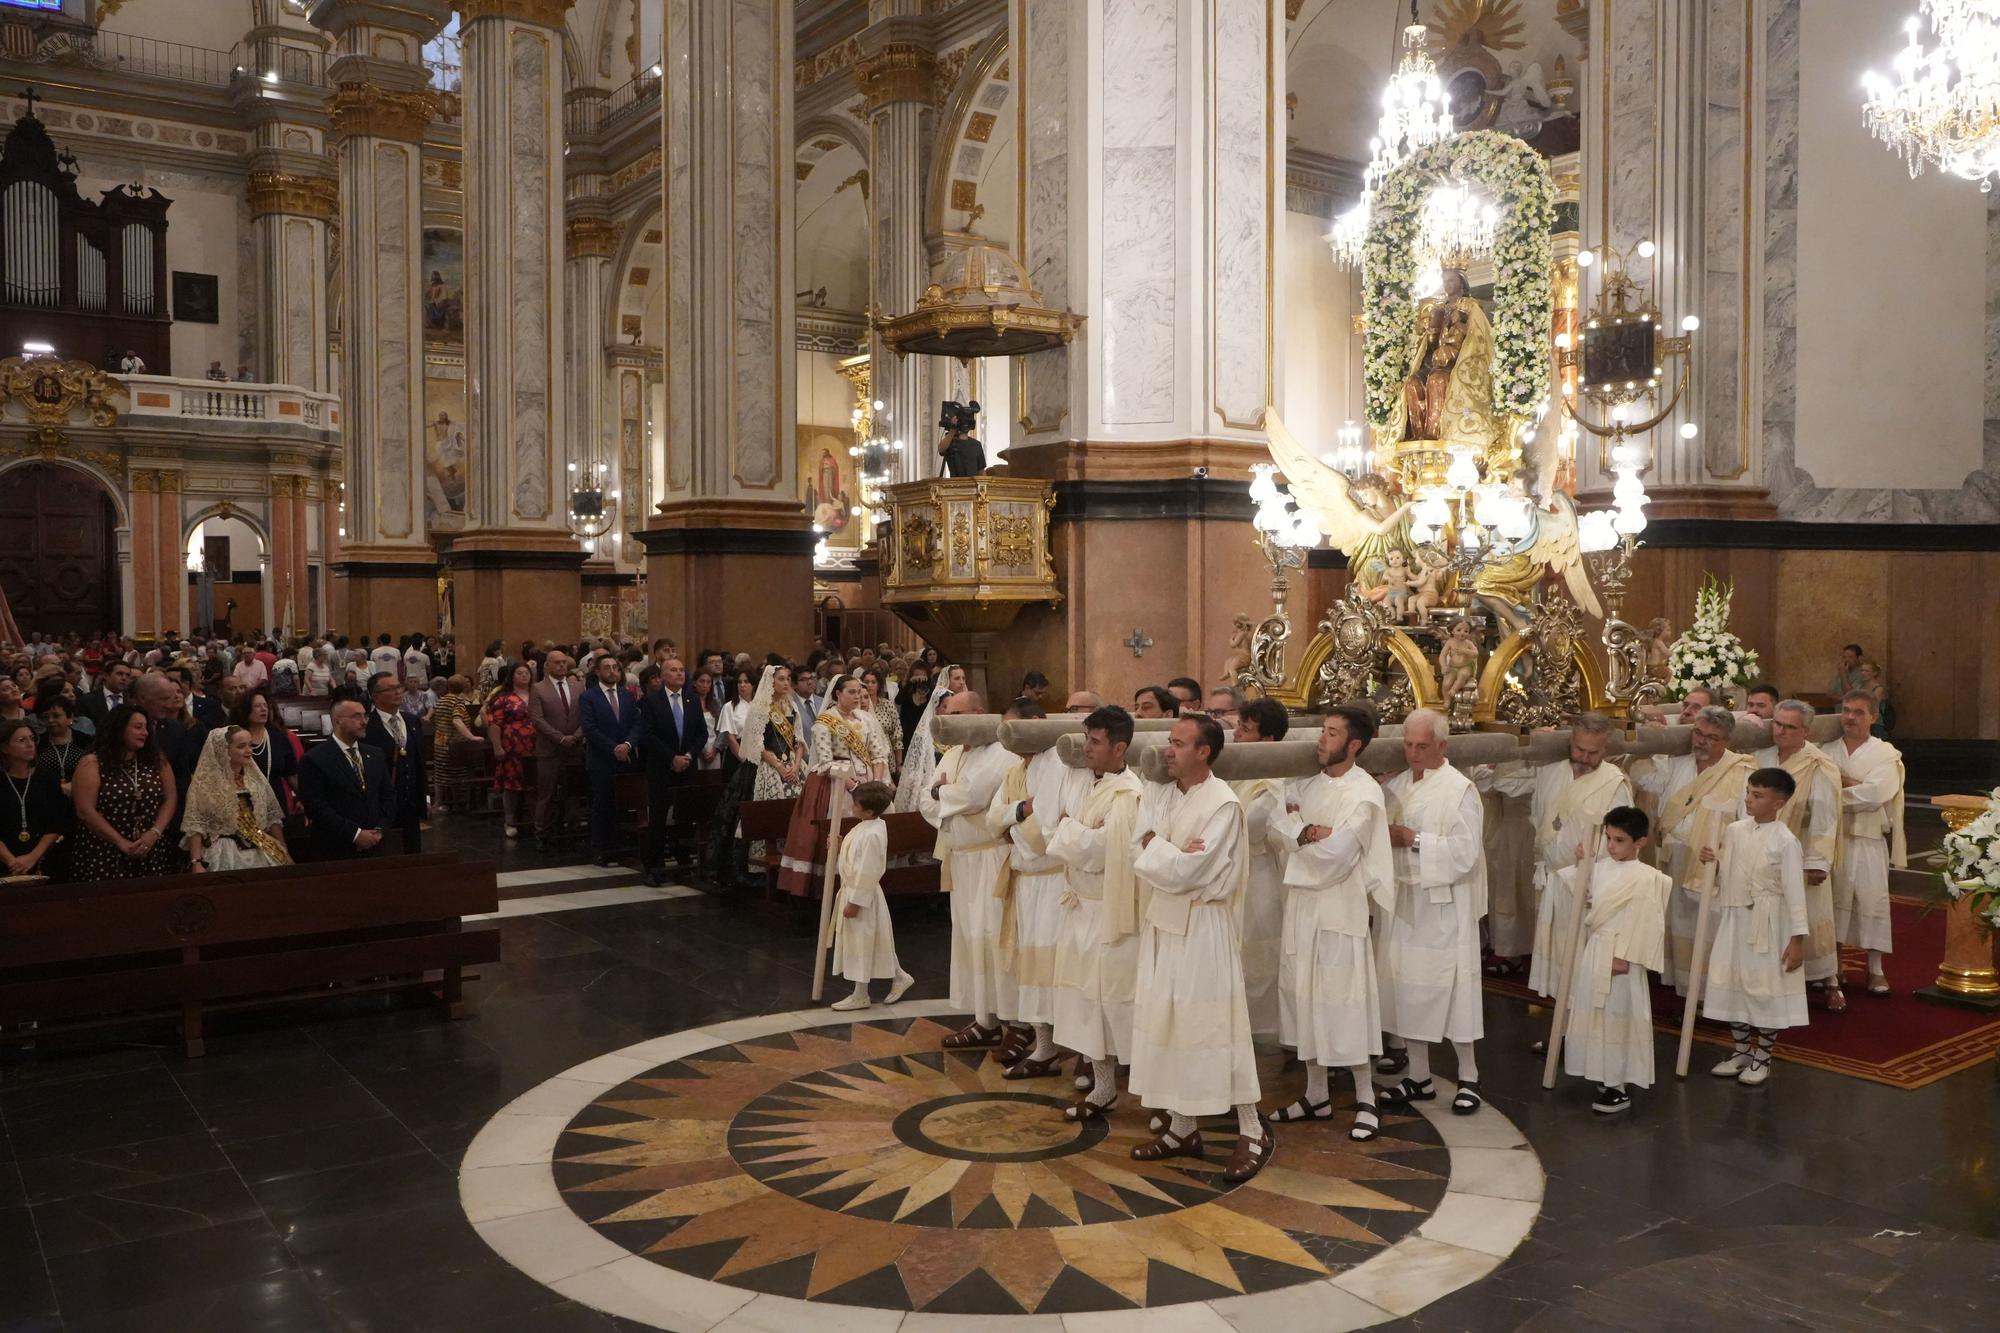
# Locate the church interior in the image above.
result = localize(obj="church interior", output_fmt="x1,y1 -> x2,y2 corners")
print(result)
0,0 -> 1997,1329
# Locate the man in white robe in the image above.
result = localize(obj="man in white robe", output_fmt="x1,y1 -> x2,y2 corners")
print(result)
1823,691 -> 1906,994
1268,705 -> 1396,1142
1128,715 -> 1270,1181
1377,709 -> 1490,1116
1231,697 -> 1293,1040
986,699 -> 1093,1077
1491,713 -> 1633,1002
1756,700 -> 1844,1005
920,691 -> 1017,1051
1632,705 -> 1753,993
1047,705 -> 1146,1121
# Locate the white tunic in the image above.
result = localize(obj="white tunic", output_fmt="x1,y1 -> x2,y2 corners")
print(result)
1634,752 -> 1747,992
1048,768 -> 1144,1061
1129,775 -> 1260,1117
987,748 -> 1088,1026
920,741 -> 1015,1020
833,819 -> 899,982
1559,858 -> 1671,1089
1824,735 -> 1904,955
1471,762 -> 1537,959
1382,763 -> 1488,1044
1701,817 -> 1810,1031
1755,744 -> 1843,981
1277,767 -> 1394,1067
1492,760 -> 1632,997
1235,776 -> 1290,1040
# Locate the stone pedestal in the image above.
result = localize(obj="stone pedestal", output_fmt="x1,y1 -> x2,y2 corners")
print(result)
334,548 -> 440,638
447,530 -> 587,654
639,501 -> 815,660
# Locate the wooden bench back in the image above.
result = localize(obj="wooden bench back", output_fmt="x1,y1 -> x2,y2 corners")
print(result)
738,798 -> 795,840
0,854 -> 499,970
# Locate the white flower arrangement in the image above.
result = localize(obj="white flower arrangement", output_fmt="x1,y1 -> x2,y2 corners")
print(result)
1362,130 -> 1558,431
1938,789 -> 2000,937
1665,575 -> 1761,699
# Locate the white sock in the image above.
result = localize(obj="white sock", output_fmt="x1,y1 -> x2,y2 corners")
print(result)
1235,1103 -> 1262,1138
1168,1112 -> 1196,1137
1453,1040 -> 1479,1083
1867,950 -> 1886,977
1347,1065 -> 1375,1106
1304,1062 -> 1329,1104
851,982 -> 869,1002
1088,1057 -> 1118,1107
1029,1023 -> 1057,1062
1404,1041 -> 1432,1083
1383,1035 -> 1406,1053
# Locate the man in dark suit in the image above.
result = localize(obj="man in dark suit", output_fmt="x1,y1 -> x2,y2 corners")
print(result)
578,652 -> 640,867
364,671 -> 427,853
297,698 -> 395,859
637,653 -> 707,887
78,660 -> 134,729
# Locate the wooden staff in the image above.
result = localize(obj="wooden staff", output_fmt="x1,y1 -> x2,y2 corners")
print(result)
1674,845 -> 1722,1078
809,778 -> 851,1002
1540,825 -> 1601,1089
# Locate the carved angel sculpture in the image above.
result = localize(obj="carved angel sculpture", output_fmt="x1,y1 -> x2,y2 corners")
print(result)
1264,409 -> 1412,557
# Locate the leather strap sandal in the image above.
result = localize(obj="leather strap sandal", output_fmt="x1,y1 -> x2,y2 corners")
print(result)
1451,1081 -> 1483,1115
1349,1104 -> 1381,1142
996,1025 -> 1035,1064
1374,1048 -> 1409,1075
941,1022 -> 1004,1050
1224,1126 -> 1274,1182
1130,1127 -> 1204,1162
1375,1076 -> 1436,1106
1064,1096 -> 1113,1123
1002,1055 -> 1065,1081
1269,1097 -> 1335,1123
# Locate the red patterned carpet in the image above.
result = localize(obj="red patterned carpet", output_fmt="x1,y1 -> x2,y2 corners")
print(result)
1485,897 -> 2000,1089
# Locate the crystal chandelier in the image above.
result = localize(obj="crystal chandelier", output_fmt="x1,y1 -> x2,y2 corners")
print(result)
1416,179 -> 1501,265
1326,3 -> 1454,269
1861,2 -> 2000,191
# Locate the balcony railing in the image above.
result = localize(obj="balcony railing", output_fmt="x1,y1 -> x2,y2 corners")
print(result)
121,375 -> 340,434
565,69 -> 660,138
0,26 -> 325,89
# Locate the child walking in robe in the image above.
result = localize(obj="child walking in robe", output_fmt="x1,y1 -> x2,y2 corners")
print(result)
831,781 -> 915,1011
1556,806 -> 1673,1115
1698,768 -> 1809,1086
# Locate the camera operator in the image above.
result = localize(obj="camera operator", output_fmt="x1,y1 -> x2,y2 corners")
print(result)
937,399 -> 986,478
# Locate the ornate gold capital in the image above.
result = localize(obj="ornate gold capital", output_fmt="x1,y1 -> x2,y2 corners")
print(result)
854,43 -> 938,112
329,84 -> 439,143
131,469 -> 158,494
456,0 -> 574,27
157,470 -> 183,494
564,214 -> 620,260
248,170 -> 339,221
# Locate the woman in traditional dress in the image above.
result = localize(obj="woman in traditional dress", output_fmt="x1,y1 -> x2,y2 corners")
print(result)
892,671 -> 949,813
861,665 -> 904,777
181,726 -> 291,872
0,719 -> 68,880
71,705 -> 184,880
231,687 -> 300,812
778,675 -> 891,896
429,674 -> 483,792
896,665 -> 932,754
484,661 -> 537,837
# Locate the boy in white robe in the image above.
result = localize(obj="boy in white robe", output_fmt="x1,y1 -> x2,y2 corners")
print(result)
1129,715 -> 1270,1183
1268,705 -> 1396,1142
1823,691 -> 1905,996
919,691 -> 1017,1051
1231,698 -> 1293,1040
1047,706 -> 1146,1122
1698,767 -> 1810,1086
830,781 -> 915,1010
1377,709 -> 1490,1116
1555,805 -> 1672,1114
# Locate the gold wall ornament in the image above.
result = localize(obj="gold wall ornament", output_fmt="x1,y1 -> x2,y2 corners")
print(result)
854,43 -> 939,112
950,510 -> 971,569
457,0 -> 575,27
899,511 -> 938,573
607,149 -> 661,193
875,240 -> 1082,361
987,512 -> 1034,567
0,355 -> 125,450
564,214 -> 620,259
879,477 -> 1061,676
247,171 -> 338,221
1479,594 -> 1605,729
329,85 -> 440,143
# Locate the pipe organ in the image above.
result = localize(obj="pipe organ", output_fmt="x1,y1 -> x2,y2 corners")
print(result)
0,99 -> 171,370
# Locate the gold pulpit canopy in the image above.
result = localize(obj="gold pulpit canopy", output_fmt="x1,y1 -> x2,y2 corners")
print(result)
873,241 -> 1082,361
880,475 -> 1059,646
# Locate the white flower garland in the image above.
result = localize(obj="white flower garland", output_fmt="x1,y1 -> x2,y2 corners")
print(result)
1665,574 -> 1761,699
1362,131 -> 1558,431
1938,789 -> 2000,936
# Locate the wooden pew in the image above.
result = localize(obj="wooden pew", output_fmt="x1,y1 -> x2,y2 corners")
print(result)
811,811 -> 941,897
0,853 -> 500,1057
737,798 -> 797,880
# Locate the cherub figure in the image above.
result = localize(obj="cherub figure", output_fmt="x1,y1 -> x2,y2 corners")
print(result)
1372,548 -> 1420,620
1644,617 -> 1674,681
1409,546 -> 1451,622
1438,616 -> 1482,701
1217,614 -> 1253,684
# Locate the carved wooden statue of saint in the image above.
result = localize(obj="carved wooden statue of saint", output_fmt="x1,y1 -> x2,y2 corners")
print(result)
1392,268 -> 1500,456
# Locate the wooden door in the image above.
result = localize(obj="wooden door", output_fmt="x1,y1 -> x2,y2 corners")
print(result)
0,463 -> 118,637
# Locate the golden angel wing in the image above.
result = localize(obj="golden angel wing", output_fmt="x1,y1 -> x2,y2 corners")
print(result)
1528,492 -> 1604,620
1264,408 -> 1371,553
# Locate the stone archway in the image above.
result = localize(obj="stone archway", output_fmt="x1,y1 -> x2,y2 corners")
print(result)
0,460 -> 122,638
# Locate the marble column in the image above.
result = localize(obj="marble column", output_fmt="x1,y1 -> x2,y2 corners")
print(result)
1577,0 -> 1772,518
452,0 -> 585,653
998,0 -> 1284,699
311,0 -> 449,635
563,209 -> 620,561
855,5 -> 936,484
638,0 -> 810,656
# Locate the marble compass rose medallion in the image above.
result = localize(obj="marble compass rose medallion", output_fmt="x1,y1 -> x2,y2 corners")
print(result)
461,1001 -> 1542,1329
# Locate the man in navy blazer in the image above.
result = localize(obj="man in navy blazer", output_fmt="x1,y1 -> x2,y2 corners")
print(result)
296,698 -> 396,860
578,651 -> 640,866
637,653 -> 707,887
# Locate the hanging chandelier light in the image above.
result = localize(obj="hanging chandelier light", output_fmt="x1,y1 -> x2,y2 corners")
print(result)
1327,2 -> 1454,269
1861,2 -> 2000,192
1416,179 -> 1501,266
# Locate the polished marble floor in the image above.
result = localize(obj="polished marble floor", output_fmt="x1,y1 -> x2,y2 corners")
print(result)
1,821 -> 1997,1331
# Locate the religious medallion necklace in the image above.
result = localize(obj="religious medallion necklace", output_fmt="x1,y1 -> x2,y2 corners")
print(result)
5,770 -> 32,845
46,739 -> 75,777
